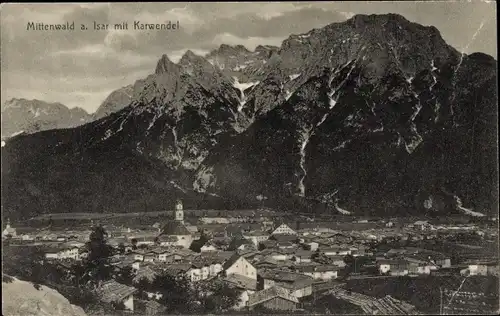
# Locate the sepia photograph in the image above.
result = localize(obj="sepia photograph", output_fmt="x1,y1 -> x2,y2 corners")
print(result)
1,2 -> 498,315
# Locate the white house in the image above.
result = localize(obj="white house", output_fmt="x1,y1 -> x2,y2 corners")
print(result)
223,254 -> 257,280
44,246 -> 81,260
295,265 -> 338,280
186,267 -> 202,282
467,264 -> 488,276
200,244 -> 219,252
243,231 -> 270,247
377,260 -> 392,274
272,224 -> 297,236
323,248 -> 351,256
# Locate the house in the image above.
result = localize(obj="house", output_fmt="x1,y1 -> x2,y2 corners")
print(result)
242,231 -> 269,247
20,234 -> 35,241
255,257 -> 280,269
271,223 -> 297,236
156,235 -> 178,247
130,249 -> 149,262
322,247 -> 351,256
467,264 -> 488,276
261,249 -> 291,261
302,241 -> 319,251
277,242 -> 296,249
97,280 -> 137,311
228,236 -> 257,251
223,253 -> 257,280
132,236 -> 156,247
293,250 -> 314,263
413,220 -> 433,231
258,270 -> 314,298
270,234 -> 298,243
294,264 -> 339,280
223,274 -> 257,309
44,245 -> 81,260
159,263 -> 194,280
247,286 -> 299,311
63,241 -> 86,249
192,258 -> 215,280
2,219 -> 17,238
200,242 -> 219,252
135,299 -> 167,316
377,259 -> 409,276
260,239 -> 279,249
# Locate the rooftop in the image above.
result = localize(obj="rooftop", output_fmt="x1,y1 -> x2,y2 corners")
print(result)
223,274 -> 257,290
97,280 -> 137,303
247,286 -> 299,306
160,220 -> 191,236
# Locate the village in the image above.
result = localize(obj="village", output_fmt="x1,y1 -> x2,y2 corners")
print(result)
2,200 -> 499,315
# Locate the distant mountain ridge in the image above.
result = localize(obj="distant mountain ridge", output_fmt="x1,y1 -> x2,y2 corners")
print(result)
1,98 -> 90,138
1,14 -> 497,220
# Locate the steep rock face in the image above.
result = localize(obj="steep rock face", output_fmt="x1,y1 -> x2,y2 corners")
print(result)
1,14 -> 497,219
92,84 -> 135,120
1,99 -> 90,137
201,51 -> 497,216
92,44 -> 280,119
2,275 -> 87,316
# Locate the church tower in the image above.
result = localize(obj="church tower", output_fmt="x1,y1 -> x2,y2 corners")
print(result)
175,199 -> 184,223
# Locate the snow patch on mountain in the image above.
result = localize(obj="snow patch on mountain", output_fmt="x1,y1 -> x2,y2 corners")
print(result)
233,77 -> 260,112
454,195 -> 485,217
297,127 -> 313,197
193,166 -> 216,193
334,202 -> 351,215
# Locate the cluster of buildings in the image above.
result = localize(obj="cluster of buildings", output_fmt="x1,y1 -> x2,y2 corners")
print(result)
2,201 -> 498,314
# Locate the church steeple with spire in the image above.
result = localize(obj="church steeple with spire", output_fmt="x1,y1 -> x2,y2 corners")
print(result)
175,199 -> 184,223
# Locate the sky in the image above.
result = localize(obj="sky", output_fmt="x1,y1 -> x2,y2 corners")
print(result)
0,1 -> 497,113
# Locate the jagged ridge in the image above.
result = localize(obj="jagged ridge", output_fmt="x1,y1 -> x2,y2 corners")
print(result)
1,14 -> 497,220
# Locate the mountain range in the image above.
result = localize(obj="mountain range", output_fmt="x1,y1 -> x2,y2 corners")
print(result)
1,14 -> 497,220
1,99 -> 90,139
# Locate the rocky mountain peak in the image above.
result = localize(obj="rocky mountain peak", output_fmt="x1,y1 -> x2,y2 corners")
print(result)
179,50 -> 210,68
155,54 -> 179,75
3,14 -> 496,220
1,99 -> 90,137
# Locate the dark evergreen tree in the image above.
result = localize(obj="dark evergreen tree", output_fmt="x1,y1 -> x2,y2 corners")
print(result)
82,225 -> 114,286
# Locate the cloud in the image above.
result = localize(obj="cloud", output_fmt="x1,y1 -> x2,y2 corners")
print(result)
1,2 -> 496,113
168,49 -> 211,63
211,33 -> 285,50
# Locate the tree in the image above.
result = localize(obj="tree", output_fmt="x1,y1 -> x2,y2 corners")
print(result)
151,273 -> 197,313
343,254 -> 357,276
115,266 -> 133,286
131,238 -> 138,250
2,243 -> 104,312
117,243 -> 125,255
190,231 -> 210,253
312,249 -> 331,264
82,225 -> 114,286
2,245 -> 50,286
197,280 -> 241,313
